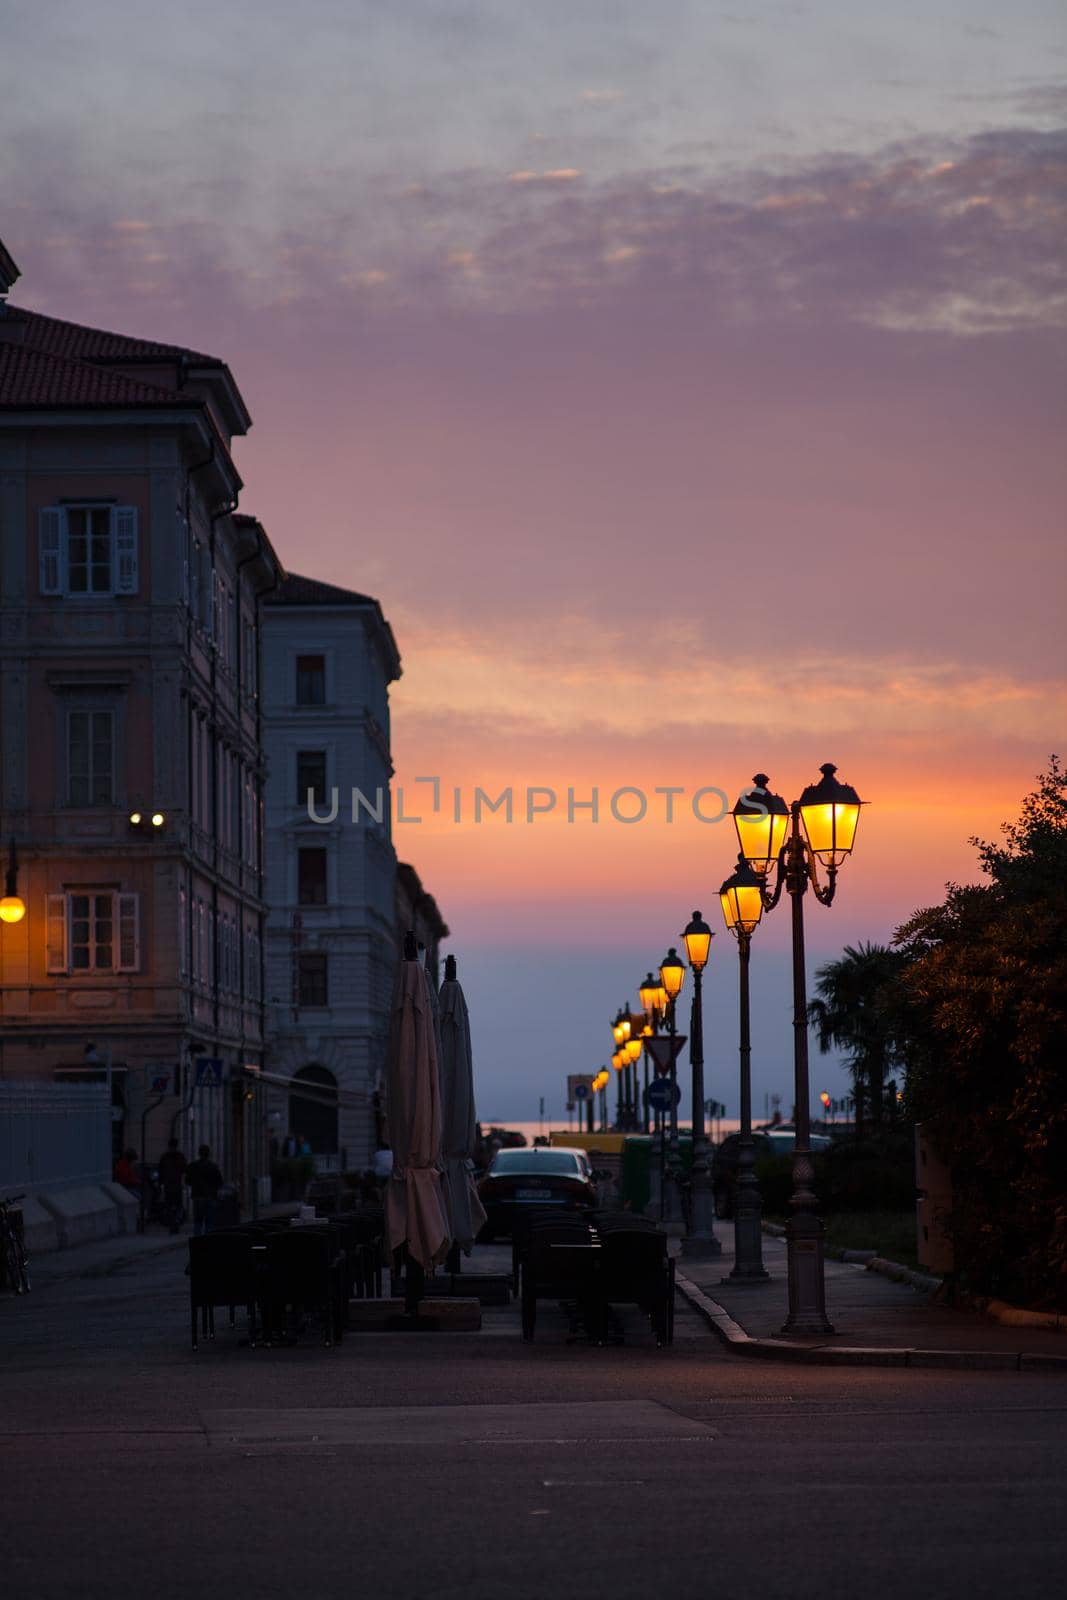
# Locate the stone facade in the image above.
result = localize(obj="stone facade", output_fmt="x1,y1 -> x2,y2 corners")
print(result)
261,575 -> 404,1170
0,249 -> 282,1198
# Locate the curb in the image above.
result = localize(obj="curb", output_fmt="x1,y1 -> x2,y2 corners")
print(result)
674,1270 -> 1067,1373
760,1221 -> 941,1292
29,1235 -> 189,1289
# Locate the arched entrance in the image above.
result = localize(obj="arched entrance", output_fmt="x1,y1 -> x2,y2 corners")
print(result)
288,1064 -> 338,1155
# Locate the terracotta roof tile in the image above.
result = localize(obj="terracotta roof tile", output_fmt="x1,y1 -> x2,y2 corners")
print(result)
2,306 -> 220,366
0,341 -> 192,408
266,572 -> 377,607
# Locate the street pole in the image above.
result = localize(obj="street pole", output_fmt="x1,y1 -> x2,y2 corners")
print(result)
730,930 -> 767,1280
662,996 -> 684,1228
783,804 -> 832,1333
682,962 -> 720,1257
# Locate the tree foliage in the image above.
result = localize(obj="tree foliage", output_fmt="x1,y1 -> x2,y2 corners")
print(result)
809,941 -> 908,1131
892,757 -> 1067,1308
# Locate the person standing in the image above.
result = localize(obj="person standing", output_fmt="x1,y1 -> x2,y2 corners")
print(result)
157,1138 -> 187,1233
185,1144 -> 224,1236
114,1148 -> 140,1194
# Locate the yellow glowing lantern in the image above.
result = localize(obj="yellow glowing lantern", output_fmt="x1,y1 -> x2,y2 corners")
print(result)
718,855 -> 766,937
798,763 -> 862,868
639,972 -> 659,1016
732,773 -> 789,878
619,1014 -> 632,1043
659,947 -> 685,1003
151,812 -> 165,828
625,1036 -> 642,1065
612,1020 -> 625,1046
1,841 -> 25,924
654,983 -> 668,1015
680,910 -> 713,973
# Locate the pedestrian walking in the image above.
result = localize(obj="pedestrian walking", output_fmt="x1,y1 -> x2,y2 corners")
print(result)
185,1144 -> 224,1235
157,1138 -> 187,1233
114,1148 -> 141,1194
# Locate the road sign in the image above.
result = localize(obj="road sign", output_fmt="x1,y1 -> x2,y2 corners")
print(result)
573,1083 -> 590,1101
645,1078 -> 681,1112
644,1035 -> 687,1076
195,1057 -> 223,1088
150,1074 -> 170,1095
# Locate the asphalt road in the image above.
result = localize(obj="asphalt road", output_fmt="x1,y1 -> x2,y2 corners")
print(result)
3,1242 -> 1065,1600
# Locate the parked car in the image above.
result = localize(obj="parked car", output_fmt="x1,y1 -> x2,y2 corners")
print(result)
477,1147 -> 597,1240
713,1129 -> 831,1218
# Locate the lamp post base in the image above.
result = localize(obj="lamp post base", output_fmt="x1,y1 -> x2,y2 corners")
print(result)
681,1156 -> 721,1257
662,1162 -> 685,1232
782,1212 -> 834,1335
728,1213 -> 769,1281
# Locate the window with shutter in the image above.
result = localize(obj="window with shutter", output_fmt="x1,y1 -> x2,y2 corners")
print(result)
178,885 -> 187,978
114,507 -> 139,594
39,507 -> 63,594
46,893 -> 68,972
117,893 -> 140,972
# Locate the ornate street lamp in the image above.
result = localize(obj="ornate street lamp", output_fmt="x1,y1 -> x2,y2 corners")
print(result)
624,1032 -> 643,1132
718,855 -> 769,1281
639,972 -> 660,1021
732,764 -> 864,1333
679,911 -> 720,1257
658,947 -> 686,1227
0,840 -> 26,925
611,1049 -> 625,1129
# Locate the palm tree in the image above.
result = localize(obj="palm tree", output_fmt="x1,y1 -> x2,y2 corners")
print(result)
808,942 -> 905,1134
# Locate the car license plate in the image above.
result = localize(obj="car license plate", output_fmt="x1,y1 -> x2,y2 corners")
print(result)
516,1188 -> 556,1200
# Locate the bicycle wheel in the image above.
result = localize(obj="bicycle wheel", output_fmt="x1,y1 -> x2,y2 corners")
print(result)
3,1234 -> 24,1294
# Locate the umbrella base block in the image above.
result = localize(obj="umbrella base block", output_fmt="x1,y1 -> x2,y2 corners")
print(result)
430,1273 -> 511,1306
348,1296 -> 482,1332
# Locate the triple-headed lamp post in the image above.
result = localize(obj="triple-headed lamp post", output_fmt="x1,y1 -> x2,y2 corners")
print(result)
679,911 -> 720,1257
658,946 -> 686,1227
718,856 -> 769,1281
732,764 -> 863,1334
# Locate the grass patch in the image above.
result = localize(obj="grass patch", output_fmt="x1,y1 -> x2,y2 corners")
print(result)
822,1211 -> 919,1270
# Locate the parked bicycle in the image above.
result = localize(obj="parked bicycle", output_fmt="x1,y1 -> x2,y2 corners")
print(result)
0,1194 -> 31,1295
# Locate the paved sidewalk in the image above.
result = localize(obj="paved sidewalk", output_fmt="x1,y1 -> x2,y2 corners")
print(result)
20,1203 -> 301,1291
676,1230 -> 1067,1370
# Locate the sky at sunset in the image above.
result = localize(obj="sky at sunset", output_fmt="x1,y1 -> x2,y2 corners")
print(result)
4,1 -> 1064,1122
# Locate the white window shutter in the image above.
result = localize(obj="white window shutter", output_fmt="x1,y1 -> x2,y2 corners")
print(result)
39,507 -> 63,594
46,894 -> 68,972
114,507 -> 139,594
117,893 -> 140,971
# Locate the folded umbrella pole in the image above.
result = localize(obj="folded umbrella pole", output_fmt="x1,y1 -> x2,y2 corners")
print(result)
384,935 -> 452,1313
438,952 -> 488,1275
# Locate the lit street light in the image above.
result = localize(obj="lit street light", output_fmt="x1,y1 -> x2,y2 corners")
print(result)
732,764 -> 863,1334
719,855 -> 769,1281
0,840 -> 26,924
658,946 -> 685,1229
679,911 -> 720,1258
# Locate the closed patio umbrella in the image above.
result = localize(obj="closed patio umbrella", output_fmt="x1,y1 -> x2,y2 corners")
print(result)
438,954 -> 487,1264
384,936 -> 451,1305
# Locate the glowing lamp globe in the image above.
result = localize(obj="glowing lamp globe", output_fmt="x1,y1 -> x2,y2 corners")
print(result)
0,895 -> 26,924
732,774 -> 789,877
681,910 -> 713,973
718,856 -> 766,937
659,948 -> 685,1002
798,763 -> 862,868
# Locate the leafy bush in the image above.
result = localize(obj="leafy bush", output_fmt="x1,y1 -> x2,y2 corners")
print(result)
820,1128 -> 915,1214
